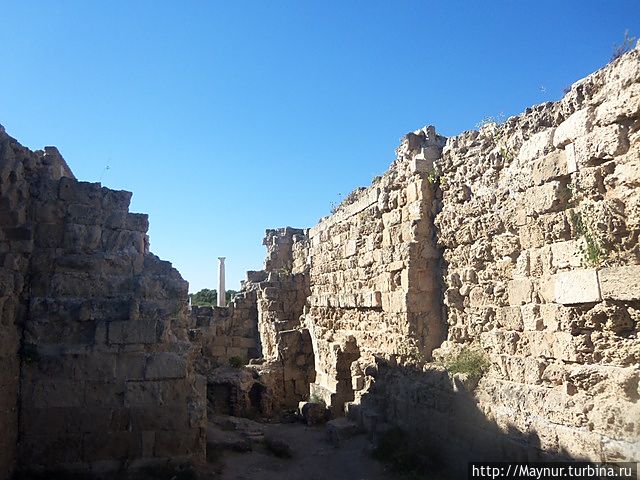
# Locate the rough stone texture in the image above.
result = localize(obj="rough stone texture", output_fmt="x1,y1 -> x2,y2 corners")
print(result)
598,265 -> 640,301
256,229 -> 315,408
0,127 -> 205,478
372,46 -> 638,469
254,46 -> 640,470
301,125 -> 447,415
193,228 -> 315,416
191,290 -> 260,369
0,129 -> 70,479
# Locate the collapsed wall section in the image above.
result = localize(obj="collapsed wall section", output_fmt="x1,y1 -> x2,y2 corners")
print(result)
304,127 -> 447,413
255,228 -> 314,408
0,127 -> 205,478
191,290 -> 260,370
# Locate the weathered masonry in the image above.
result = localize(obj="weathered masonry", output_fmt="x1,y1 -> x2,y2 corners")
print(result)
0,44 -> 639,479
0,128 -> 205,477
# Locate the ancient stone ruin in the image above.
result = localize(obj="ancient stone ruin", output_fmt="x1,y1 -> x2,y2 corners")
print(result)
1,45 -> 639,479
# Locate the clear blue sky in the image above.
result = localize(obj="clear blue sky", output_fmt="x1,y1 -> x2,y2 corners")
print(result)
1,1 -> 638,292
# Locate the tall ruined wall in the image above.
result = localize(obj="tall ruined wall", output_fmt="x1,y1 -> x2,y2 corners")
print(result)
350,46 -> 640,469
0,129 -> 74,479
431,46 -> 640,463
304,127 -> 446,413
256,228 -> 314,407
0,127 -> 205,478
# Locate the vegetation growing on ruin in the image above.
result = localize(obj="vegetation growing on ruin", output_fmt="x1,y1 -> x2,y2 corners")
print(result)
611,30 -> 637,60
426,166 -> 442,186
229,356 -> 244,368
569,210 -> 608,266
443,347 -> 490,381
476,114 -> 514,162
330,186 -> 367,214
279,262 -> 293,276
308,392 -> 326,406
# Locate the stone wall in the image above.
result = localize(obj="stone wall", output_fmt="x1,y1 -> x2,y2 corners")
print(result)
292,46 -> 640,466
256,228 -> 314,408
0,129 -> 73,479
191,290 -> 260,370
0,127 -> 205,478
428,45 -> 640,464
303,126 -> 446,413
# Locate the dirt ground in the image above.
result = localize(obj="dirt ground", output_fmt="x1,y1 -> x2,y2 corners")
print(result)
203,418 -> 392,480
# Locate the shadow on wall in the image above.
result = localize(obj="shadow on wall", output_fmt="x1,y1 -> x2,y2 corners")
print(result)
351,358 -> 602,478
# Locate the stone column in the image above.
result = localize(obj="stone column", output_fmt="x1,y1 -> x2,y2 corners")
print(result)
218,257 -> 226,307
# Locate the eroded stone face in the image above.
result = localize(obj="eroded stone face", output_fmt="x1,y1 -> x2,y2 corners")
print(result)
0,128 -> 205,478
250,46 -> 640,468
428,46 -> 640,466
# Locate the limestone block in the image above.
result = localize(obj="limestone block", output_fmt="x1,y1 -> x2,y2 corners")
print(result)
598,265 -> 640,301
19,433 -> 83,465
129,405 -> 189,431
469,286 -> 491,307
101,189 -> 134,212
109,319 -> 158,344
496,306 -> 524,331
554,425 -> 604,462
145,353 -> 187,380
553,108 -> 594,148
382,210 -> 401,227
116,353 -> 147,380
360,291 -> 382,308
550,240 -> 582,270
73,353 -> 117,380
64,223 -> 102,250
344,240 -> 357,257
410,157 -> 434,174
123,213 -> 149,232
382,291 -> 407,313
521,304 -> 543,331
125,381 -> 161,406
554,269 -> 601,305
66,203 -> 106,226
226,347 -> 247,358
507,278 -> 533,305
540,303 -> 561,331
536,275 -> 556,303
416,145 -> 442,161
565,143 -> 578,173
31,380 -> 84,408
231,336 -> 257,348
595,82 -> 640,126
406,181 -> 420,203
573,124 -> 629,167
525,181 -> 562,215
531,150 -> 568,185
58,178 -> 102,205
517,128 -> 555,163
522,331 -> 555,358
